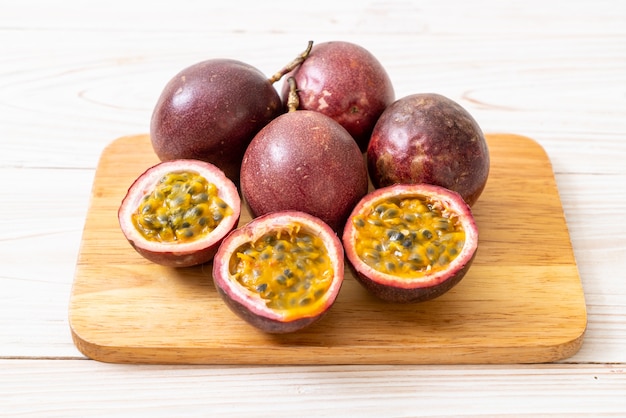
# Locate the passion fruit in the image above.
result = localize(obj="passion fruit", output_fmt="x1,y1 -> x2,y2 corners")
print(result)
282,41 -> 395,151
118,159 -> 241,267
367,93 -> 490,206
212,211 -> 344,333
342,183 -> 478,303
240,109 -> 369,233
150,58 -> 283,184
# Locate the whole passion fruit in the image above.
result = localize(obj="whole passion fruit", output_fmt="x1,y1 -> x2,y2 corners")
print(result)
342,183 -> 478,303
367,93 -> 490,206
282,41 -> 395,151
118,159 -> 241,267
240,109 -> 368,233
150,59 -> 283,184
212,211 -> 344,333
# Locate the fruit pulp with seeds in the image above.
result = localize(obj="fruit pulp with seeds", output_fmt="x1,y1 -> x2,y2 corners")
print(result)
132,170 -> 232,243
351,196 -> 465,277
229,225 -> 334,315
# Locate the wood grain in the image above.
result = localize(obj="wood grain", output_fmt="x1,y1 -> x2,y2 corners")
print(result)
68,133 -> 586,365
3,360 -> 625,417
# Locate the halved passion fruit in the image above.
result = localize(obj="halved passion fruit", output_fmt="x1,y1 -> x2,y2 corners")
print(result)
118,159 -> 241,267
212,211 -> 344,333
342,183 -> 478,303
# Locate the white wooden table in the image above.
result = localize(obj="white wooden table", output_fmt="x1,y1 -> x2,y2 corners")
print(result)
2,0 -> 625,415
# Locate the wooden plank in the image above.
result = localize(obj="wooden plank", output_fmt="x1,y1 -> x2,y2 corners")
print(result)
68,133 -> 587,364
3,360 -> 626,417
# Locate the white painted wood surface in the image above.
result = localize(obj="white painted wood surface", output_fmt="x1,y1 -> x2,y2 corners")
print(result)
1,0 -> 625,415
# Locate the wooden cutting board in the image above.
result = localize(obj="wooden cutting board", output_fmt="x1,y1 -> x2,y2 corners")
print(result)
69,133 -> 587,365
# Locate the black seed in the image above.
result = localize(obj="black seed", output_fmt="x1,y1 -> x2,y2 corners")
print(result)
422,229 -> 433,240
382,208 -> 399,218
181,221 -> 191,229
276,275 -> 287,285
363,250 -> 380,262
388,230 -> 405,241
169,215 -> 182,227
275,242 -> 286,252
386,261 -> 396,272
426,245 -> 437,261
435,218 -> 452,231
173,195 -> 186,206
192,193 -> 209,204
181,228 -> 194,238
198,217 -> 207,226
256,283 -> 268,293
284,268 -> 294,278
354,217 -> 365,228
300,297 -> 312,306
189,206 -> 203,217
368,219 -> 384,227
297,234 -> 312,244
402,238 -> 413,248
409,262 -> 422,271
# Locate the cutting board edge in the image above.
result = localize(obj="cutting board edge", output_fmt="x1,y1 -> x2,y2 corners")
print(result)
68,320 -> 587,365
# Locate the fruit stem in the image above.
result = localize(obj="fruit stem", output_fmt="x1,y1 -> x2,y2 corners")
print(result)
267,40 -> 313,84
286,77 -> 300,112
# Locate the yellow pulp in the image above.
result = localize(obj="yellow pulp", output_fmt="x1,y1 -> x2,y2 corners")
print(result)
230,224 -> 333,315
132,170 -> 232,243
352,196 -> 465,277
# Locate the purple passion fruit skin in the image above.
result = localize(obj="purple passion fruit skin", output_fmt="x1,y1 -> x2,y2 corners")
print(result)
118,159 -> 241,268
212,211 -> 344,334
282,41 -> 395,151
342,183 -> 478,304
240,110 -> 369,233
150,59 -> 283,184
367,93 -> 490,206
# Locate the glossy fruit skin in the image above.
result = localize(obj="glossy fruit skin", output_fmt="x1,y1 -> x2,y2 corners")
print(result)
240,110 -> 369,233
282,41 -> 395,151
150,59 -> 283,184
342,183 -> 478,304
212,211 -> 345,334
367,93 -> 490,206
118,159 -> 241,268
